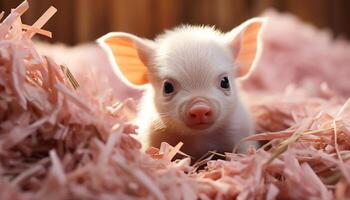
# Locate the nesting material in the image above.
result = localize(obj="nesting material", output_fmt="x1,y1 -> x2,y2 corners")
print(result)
1,1 -> 350,200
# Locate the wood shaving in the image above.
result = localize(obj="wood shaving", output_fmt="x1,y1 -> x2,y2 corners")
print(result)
1,1 -> 350,199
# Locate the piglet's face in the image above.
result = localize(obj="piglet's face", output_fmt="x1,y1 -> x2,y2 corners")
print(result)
151,33 -> 237,130
99,18 -> 266,132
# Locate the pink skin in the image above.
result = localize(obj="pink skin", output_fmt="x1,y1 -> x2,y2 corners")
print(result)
185,99 -> 215,129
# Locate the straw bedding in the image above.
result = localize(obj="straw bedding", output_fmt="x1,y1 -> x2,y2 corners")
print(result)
1,1 -> 350,199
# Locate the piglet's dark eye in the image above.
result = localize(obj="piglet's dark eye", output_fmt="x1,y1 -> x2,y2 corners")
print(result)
163,81 -> 174,94
220,76 -> 230,89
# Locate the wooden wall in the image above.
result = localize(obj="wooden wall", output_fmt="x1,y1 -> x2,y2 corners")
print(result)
1,0 -> 349,45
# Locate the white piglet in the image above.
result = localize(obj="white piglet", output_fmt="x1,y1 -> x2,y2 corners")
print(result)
99,18 -> 266,159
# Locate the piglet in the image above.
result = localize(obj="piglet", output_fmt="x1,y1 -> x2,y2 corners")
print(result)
99,18 -> 266,159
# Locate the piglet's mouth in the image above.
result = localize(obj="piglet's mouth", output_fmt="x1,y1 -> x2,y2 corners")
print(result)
187,122 -> 214,130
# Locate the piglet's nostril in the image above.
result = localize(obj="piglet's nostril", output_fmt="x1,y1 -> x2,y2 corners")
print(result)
204,111 -> 212,117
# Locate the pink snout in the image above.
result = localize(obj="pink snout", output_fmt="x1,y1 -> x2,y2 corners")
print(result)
185,100 -> 214,127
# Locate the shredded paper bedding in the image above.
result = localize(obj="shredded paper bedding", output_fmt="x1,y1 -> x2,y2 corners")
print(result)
1,1 -> 350,199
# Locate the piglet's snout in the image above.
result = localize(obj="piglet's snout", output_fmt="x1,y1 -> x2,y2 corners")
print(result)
186,100 -> 214,126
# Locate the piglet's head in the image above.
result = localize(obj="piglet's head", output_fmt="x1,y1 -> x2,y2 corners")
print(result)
99,18 -> 266,132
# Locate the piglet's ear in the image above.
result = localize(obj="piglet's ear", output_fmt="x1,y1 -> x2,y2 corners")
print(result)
98,32 -> 155,86
226,17 -> 266,79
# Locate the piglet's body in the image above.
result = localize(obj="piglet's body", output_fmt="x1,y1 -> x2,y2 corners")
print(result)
137,88 -> 254,159
99,18 -> 266,159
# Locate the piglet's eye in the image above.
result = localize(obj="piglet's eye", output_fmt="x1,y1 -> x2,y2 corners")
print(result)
163,81 -> 175,95
220,76 -> 230,89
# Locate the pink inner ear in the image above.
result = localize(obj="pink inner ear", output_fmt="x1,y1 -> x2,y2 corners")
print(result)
236,22 -> 263,77
105,36 -> 149,85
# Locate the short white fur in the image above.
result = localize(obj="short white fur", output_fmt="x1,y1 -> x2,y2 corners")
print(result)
98,18 -> 266,159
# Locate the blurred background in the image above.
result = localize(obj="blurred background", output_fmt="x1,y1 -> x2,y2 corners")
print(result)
1,0 -> 349,45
